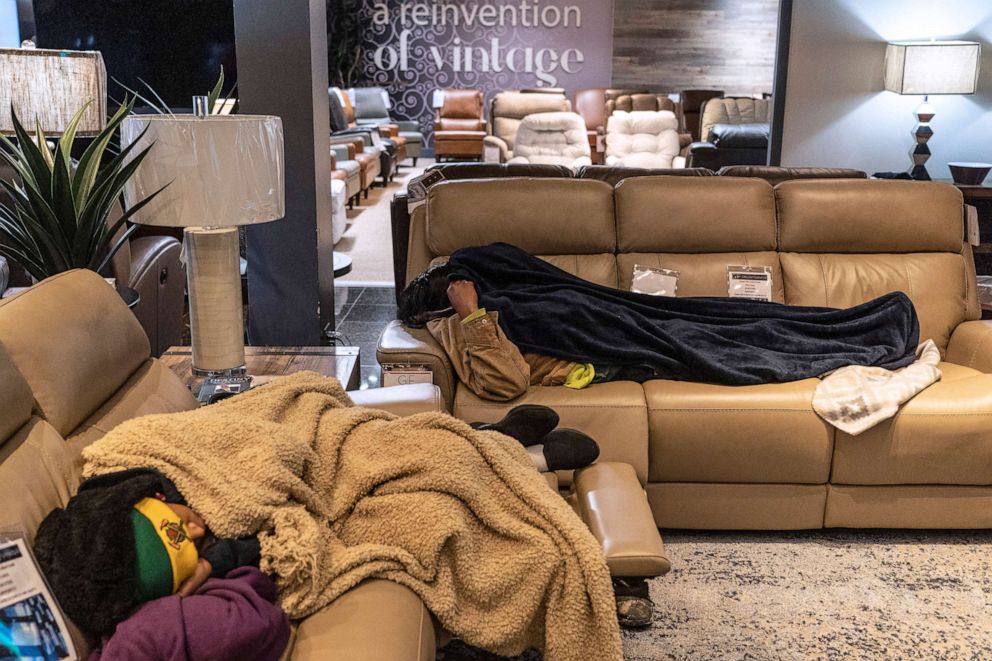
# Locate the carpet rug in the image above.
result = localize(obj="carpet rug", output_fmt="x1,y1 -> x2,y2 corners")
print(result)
440,530 -> 992,660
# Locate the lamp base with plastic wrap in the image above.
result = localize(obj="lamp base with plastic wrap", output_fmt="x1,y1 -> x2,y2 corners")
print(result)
184,227 -> 246,377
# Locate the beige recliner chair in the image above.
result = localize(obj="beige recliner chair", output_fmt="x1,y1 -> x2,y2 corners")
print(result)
507,112 -> 592,169
605,110 -> 684,169
483,91 -> 571,163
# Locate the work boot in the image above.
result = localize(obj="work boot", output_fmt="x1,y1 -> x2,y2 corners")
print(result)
614,577 -> 653,628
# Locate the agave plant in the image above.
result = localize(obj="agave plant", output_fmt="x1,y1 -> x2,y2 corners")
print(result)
0,98 -> 164,282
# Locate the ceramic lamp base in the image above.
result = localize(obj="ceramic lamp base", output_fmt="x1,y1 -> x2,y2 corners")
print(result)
184,227 -> 246,376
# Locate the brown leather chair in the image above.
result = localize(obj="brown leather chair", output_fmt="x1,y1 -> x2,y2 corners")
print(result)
433,89 -> 486,162
573,88 -> 607,164
679,89 -> 724,140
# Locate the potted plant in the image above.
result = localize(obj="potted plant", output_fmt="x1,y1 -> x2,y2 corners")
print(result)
0,98 -> 163,283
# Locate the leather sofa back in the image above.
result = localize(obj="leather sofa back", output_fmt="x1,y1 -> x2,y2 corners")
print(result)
437,89 -> 484,131
573,88 -> 606,130
0,269 -> 151,436
700,97 -> 770,143
679,89 -> 724,140
415,177 -> 975,350
490,92 -> 571,153
352,87 -> 391,123
718,166 -> 867,185
0,341 -> 32,445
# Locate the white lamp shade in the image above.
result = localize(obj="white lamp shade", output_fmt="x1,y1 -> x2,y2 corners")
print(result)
120,114 -> 286,228
884,41 -> 981,95
0,47 -> 107,135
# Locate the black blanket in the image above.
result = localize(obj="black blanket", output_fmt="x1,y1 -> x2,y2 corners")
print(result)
446,244 -> 919,385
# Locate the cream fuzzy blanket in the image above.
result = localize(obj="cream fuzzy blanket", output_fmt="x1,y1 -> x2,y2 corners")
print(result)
82,372 -> 621,661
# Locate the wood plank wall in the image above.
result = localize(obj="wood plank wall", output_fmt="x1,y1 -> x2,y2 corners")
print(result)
612,0 -> 780,96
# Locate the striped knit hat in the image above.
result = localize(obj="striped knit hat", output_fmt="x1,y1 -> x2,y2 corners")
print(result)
130,498 -> 199,601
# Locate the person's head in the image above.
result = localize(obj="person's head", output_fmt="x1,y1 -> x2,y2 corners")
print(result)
397,261 -> 454,328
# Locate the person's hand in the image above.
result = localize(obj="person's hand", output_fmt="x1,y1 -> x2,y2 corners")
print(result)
447,280 -> 479,320
177,558 -> 213,597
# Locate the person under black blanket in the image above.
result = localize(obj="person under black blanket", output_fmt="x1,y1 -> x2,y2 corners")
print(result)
33,405 -> 604,639
397,243 -> 920,402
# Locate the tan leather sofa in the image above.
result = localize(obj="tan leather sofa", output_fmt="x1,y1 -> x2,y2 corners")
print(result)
378,176 -> 992,530
0,269 -> 441,660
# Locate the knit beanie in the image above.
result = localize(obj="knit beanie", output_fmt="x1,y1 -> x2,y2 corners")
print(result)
130,497 -> 199,602
33,470 -> 193,636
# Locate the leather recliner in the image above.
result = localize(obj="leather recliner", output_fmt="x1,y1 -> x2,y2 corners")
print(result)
605,110 -> 684,169
433,89 -> 486,162
331,148 -> 362,207
329,90 -> 384,196
351,87 -> 423,166
506,112 -> 591,168
483,91 -> 571,163
686,96 -> 772,170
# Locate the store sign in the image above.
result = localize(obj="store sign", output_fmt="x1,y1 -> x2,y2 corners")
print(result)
355,0 -> 614,148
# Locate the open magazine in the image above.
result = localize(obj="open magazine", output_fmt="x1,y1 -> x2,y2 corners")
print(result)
0,536 -> 76,661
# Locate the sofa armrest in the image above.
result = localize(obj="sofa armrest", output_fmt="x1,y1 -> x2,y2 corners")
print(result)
378,124 -> 399,139
684,141 -> 719,170
573,462 -> 670,578
348,383 -> 442,416
678,132 -> 693,149
396,120 -> 420,133
290,579 -> 436,661
377,320 -> 457,411
482,135 -> 509,163
946,320 -> 992,373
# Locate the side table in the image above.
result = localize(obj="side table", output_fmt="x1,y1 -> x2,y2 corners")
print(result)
161,346 -> 361,394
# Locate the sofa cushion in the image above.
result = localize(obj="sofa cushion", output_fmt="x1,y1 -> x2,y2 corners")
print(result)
0,269 -> 150,436
0,417 -> 73,543
290,579 -> 436,661
66,359 -> 198,491
0,341 -> 32,445
709,122 -> 769,149
615,176 -> 776,253
617,252 -> 784,302
510,112 -> 591,165
780,252 -> 970,352
776,179 -> 963,254
427,178 -> 615,257
831,367 -> 992,486
645,378 -> 834,484
455,381 -> 649,484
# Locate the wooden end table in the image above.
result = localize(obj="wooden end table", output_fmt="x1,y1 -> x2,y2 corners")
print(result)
161,346 -> 361,394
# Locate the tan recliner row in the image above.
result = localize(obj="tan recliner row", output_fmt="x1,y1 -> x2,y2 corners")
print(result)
378,176 -> 992,530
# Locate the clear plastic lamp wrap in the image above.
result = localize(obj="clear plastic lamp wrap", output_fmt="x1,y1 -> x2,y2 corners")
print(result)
120,114 -> 285,375
0,47 -> 107,135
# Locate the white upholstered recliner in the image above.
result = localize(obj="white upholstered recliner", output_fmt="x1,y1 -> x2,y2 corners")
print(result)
605,110 -> 684,169
506,112 -> 592,169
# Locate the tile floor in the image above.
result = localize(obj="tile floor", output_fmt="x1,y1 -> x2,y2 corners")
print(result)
333,285 -> 397,390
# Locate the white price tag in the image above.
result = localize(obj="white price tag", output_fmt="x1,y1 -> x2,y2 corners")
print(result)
632,265 -> 679,297
727,265 -> 773,301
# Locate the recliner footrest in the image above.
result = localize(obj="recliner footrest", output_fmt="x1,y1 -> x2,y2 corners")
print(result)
572,462 -> 670,577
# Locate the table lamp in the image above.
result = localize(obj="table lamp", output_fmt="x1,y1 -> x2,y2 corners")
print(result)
121,100 -> 285,376
883,40 -> 981,180
0,45 -> 107,136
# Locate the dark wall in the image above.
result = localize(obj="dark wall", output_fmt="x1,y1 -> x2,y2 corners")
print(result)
33,0 -> 236,108
612,0 -> 779,96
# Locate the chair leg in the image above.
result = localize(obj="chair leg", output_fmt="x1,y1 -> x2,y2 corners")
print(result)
412,157 -> 418,167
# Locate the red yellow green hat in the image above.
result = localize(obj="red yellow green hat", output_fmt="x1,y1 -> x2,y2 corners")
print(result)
129,497 -> 199,601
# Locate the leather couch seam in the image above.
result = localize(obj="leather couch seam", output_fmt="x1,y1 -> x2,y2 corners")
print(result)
966,326 -> 992,369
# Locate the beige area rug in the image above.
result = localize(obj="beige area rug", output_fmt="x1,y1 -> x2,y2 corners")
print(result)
624,530 -> 992,660
336,158 -> 432,285
440,530 -> 992,660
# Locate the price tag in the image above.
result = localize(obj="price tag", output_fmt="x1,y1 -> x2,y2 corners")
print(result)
632,265 -> 679,297
727,265 -> 773,301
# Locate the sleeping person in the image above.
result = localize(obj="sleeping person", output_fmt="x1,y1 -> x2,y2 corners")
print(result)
397,243 -> 921,403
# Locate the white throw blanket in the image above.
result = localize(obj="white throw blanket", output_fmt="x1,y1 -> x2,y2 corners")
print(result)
812,340 -> 942,435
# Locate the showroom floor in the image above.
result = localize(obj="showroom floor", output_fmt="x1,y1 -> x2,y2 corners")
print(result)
333,284 -> 396,390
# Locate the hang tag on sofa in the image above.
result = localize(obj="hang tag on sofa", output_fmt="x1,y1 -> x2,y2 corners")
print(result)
407,169 -> 447,213
631,265 -> 679,297
727,265 -> 773,301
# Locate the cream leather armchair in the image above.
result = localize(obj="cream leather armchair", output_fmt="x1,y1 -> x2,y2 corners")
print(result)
507,112 -> 592,169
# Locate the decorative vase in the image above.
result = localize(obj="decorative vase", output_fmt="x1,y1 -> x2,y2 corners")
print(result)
948,162 -> 992,186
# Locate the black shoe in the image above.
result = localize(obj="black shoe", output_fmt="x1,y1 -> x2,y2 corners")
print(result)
471,405 -> 560,446
614,578 -> 653,628
538,428 -> 600,471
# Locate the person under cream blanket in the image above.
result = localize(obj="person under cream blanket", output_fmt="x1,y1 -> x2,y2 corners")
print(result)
82,372 -> 621,661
